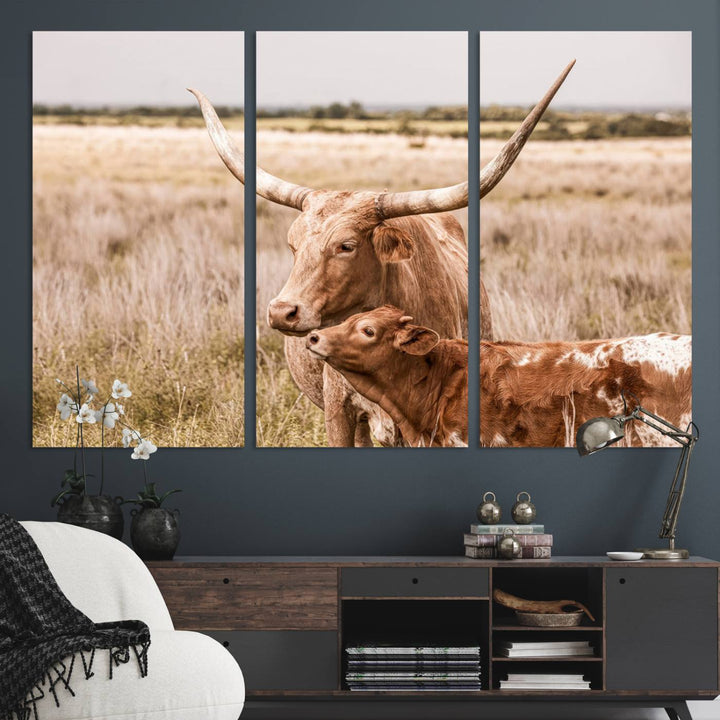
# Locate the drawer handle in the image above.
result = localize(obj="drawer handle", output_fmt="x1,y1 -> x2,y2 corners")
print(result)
223,578 -> 230,584
223,641 -> 230,648
619,578 -> 626,584
412,577 -> 419,585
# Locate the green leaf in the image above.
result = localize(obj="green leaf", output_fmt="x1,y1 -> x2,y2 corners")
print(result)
159,489 -> 182,505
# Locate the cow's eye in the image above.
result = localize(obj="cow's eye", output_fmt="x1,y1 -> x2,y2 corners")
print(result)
363,327 -> 375,337
338,242 -> 356,253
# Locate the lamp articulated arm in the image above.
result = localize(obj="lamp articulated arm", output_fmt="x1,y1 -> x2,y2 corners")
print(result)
626,405 -> 698,547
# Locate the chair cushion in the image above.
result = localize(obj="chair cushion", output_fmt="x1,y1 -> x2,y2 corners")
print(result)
34,630 -> 245,720
20,521 -> 174,631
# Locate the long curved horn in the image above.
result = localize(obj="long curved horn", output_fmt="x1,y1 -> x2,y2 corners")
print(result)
375,59 -> 576,220
188,88 -> 313,210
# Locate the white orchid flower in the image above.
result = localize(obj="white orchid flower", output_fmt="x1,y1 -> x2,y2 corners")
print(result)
81,378 -> 99,395
100,402 -> 120,429
57,394 -> 77,421
76,404 -> 97,424
131,438 -> 158,460
93,410 -> 104,424
116,403 -> 125,416
112,379 -> 132,399
121,428 -> 139,448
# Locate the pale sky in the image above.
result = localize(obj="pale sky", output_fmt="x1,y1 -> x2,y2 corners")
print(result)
257,32 -> 467,108
481,32 -> 691,109
33,32 -> 244,107
32,31 -> 691,110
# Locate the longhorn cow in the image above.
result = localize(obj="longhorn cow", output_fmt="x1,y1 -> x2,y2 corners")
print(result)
190,60 -> 574,446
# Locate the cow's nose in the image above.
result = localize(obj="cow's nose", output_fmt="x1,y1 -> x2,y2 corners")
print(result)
308,333 -> 320,345
268,300 -> 299,329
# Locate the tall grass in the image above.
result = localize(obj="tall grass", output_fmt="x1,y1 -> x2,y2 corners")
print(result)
33,125 -> 244,447
481,137 -> 691,341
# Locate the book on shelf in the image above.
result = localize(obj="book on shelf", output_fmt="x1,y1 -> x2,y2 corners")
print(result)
505,673 -> 587,683
499,672 -> 591,690
348,660 -> 481,668
497,640 -> 593,651
345,646 -> 480,656
348,683 -> 482,692
469,523 -> 545,535
465,545 -> 551,559
464,533 -> 553,547
345,670 -> 480,682
497,646 -> 595,658
499,680 -> 591,690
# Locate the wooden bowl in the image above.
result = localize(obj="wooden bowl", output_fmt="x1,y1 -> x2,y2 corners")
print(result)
515,610 -> 585,627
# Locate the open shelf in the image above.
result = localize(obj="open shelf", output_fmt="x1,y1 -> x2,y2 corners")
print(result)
341,599 -> 490,692
491,566 -> 603,630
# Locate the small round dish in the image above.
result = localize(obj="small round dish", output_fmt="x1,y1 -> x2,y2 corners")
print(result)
606,551 -> 644,561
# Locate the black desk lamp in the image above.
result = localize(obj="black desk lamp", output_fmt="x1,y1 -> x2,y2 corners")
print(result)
576,393 -> 698,560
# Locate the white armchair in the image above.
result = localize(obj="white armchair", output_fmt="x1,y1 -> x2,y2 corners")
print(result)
20,521 -> 245,720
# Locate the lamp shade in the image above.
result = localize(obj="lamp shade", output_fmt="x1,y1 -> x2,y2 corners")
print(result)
576,416 -> 626,456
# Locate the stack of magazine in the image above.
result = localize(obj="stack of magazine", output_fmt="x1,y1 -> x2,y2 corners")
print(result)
344,645 -> 482,691
499,672 -> 592,690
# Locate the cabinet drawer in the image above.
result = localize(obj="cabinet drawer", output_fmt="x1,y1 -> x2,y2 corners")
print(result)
150,566 -> 338,630
341,567 -> 488,598
205,630 -> 338,692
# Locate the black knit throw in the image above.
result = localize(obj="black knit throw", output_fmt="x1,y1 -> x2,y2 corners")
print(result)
0,514 -> 150,720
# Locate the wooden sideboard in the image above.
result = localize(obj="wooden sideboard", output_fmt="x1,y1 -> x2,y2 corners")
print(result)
147,556 -> 720,720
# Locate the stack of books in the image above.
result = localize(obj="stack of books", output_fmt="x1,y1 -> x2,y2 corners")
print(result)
499,672 -> 592,691
496,640 -> 596,658
464,523 -> 552,559
344,645 -> 482,691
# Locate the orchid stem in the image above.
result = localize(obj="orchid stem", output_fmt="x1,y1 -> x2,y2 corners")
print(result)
76,367 -> 87,496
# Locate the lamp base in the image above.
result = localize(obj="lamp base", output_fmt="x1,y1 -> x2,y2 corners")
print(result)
635,547 -> 689,560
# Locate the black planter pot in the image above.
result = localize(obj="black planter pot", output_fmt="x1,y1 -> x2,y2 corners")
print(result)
56,494 -> 125,540
130,507 -> 180,560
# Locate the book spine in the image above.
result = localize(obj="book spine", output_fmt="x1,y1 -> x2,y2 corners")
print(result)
465,545 -> 552,559
469,524 -> 544,534
463,534 -> 553,547
463,533 -> 497,547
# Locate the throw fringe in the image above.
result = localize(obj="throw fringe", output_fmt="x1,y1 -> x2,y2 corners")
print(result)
1,641 -> 150,720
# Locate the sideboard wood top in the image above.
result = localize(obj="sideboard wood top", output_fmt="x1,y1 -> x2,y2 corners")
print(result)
146,555 -> 720,568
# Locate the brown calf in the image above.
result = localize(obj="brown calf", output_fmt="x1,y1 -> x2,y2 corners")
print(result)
307,306 -> 468,447
306,307 -> 692,448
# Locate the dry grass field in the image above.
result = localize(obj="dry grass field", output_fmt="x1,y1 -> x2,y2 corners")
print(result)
33,124 -> 245,447
257,131 -> 690,447
33,117 -> 690,449
481,137 -> 691,342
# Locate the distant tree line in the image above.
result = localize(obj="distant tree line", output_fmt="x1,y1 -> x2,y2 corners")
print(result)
33,101 -> 691,140
257,101 -> 468,121
32,104 -> 243,118
481,105 -> 691,139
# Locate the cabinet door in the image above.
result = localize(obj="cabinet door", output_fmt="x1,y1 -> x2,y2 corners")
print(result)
606,568 -> 718,691
205,630 -> 338,691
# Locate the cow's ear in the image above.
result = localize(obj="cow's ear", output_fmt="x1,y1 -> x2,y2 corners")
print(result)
393,325 -> 440,356
371,223 -> 415,263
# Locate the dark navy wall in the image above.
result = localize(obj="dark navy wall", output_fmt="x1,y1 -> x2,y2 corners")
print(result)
3,1 -> 718,558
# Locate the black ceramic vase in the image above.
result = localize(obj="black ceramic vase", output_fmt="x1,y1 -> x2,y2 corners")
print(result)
56,494 -> 125,540
130,507 -> 180,560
